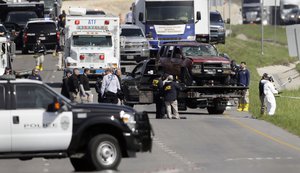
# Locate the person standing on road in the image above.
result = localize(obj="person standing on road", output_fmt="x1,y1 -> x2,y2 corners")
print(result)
264,75 -> 278,116
101,68 -> 121,104
259,73 -> 269,114
27,68 -> 42,81
61,70 -> 72,99
68,68 -> 81,103
79,68 -> 93,103
237,61 -> 250,112
163,75 -> 181,119
153,75 -> 166,119
33,39 -> 47,71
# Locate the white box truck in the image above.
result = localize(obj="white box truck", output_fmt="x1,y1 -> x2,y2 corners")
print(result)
64,8 -> 120,78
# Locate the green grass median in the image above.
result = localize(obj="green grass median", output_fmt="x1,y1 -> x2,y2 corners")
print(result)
217,25 -> 300,136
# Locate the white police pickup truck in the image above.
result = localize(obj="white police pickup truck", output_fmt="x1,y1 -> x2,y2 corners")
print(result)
0,75 -> 152,171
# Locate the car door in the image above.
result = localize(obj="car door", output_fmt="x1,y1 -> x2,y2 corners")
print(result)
11,83 -> 73,152
0,83 -> 11,152
123,63 -> 144,102
171,46 -> 183,76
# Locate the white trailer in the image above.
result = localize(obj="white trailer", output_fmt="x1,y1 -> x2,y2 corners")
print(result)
132,0 -> 209,55
64,8 -> 120,77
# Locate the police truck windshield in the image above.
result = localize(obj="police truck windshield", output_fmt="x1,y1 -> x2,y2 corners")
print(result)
146,1 -> 194,24
73,35 -> 112,47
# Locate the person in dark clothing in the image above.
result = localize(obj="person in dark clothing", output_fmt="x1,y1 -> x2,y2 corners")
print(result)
95,76 -> 103,103
61,70 -> 72,99
28,68 -> 42,81
68,68 -> 80,103
163,75 -> 182,119
79,68 -> 93,103
3,67 -> 12,75
33,39 -> 47,71
153,75 -> 166,119
237,61 -> 250,112
58,10 -> 66,29
230,60 -> 240,86
259,73 -> 270,115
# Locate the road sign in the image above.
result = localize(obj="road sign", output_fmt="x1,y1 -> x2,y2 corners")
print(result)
286,25 -> 300,60
264,0 -> 280,6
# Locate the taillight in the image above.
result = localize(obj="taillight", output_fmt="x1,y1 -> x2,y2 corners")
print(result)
80,55 -> 85,60
56,32 -> 60,41
99,54 -> 105,60
104,20 -> 109,25
23,32 -> 28,43
75,20 -> 80,25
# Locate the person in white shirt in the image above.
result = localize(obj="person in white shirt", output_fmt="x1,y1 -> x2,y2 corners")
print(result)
264,76 -> 278,116
100,68 -> 120,104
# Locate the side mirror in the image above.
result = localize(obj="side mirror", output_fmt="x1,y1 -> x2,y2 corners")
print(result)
226,18 -> 231,24
196,11 -> 201,21
47,98 -> 64,113
139,12 -> 144,22
121,67 -> 126,74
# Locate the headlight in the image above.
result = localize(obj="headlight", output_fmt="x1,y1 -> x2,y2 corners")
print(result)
187,36 -> 195,40
291,15 -> 295,18
142,41 -> 149,48
120,110 -> 136,131
281,15 -> 285,19
223,63 -> 231,68
218,27 -> 225,33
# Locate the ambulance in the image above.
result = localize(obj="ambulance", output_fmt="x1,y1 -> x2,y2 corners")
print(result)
64,8 -> 120,78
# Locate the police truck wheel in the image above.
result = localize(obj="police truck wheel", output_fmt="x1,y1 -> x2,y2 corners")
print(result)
86,134 -> 121,171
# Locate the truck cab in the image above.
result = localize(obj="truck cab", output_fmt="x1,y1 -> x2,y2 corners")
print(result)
0,75 -> 152,171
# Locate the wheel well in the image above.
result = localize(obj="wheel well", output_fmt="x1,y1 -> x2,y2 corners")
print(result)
80,124 -> 129,158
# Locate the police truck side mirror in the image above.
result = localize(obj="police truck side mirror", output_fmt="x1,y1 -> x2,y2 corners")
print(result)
139,12 -> 144,22
47,98 -> 65,113
196,11 -> 201,21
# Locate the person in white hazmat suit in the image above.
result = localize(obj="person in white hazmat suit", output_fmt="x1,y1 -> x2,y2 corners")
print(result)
263,76 -> 278,116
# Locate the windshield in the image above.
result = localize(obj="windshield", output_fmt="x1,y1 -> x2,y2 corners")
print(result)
243,0 -> 260,3
284,5 -> 298,10
182,45 -> 218,56
27,23 -> 57,33
73,35 -> 112,47
5,12 -> 38,25
0,26 -> 7,33
121,28 -> 144,37
210,13 -> 223,23
146,1 -> 194,24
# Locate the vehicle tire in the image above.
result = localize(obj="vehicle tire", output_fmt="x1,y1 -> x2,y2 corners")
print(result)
207,105 -> 226,114
181,67 -> 193,86
86,134 -> 121,171
22,48 -> 28,54
70,157 -> 95,171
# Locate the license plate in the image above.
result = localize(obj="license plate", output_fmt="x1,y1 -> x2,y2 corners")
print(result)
39,37 -> 46,40
127,55 -> 134,59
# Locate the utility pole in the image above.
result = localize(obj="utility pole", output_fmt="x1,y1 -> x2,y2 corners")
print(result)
261,0 -> 264,55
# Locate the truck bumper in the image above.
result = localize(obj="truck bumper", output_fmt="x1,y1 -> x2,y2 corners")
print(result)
121,48 -> 150,62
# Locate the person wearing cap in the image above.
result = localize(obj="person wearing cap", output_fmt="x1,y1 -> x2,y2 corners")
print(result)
33,39 -> 47,71
61,70 -> 72,99
259,73 -> 269,114
264,75 -> 278,116
163,75 -> 182,119
27,68 -> 42,81
237,61 -> 250,112
79,68 -> 93,103
153,74 -> 166,119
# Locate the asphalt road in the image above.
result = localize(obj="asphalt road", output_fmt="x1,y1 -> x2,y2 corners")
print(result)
2,52 -> 300,173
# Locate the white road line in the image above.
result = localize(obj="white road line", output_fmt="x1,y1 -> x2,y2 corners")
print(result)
225,156 -> 294,162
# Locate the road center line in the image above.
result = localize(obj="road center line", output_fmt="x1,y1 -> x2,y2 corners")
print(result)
224,114 -> 300,153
